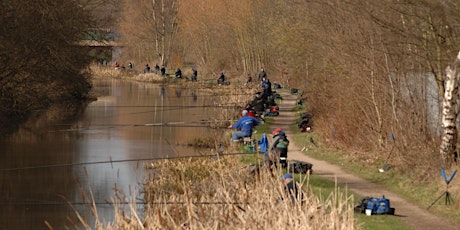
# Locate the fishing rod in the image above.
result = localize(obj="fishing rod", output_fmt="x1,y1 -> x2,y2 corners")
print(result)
148,93 -> 255,99
56,125 -> 228,132
151,106 -> 234,113
56,124 -> 229,132
86,104 -> 243,115
56,103 -> 244,121
55,120 -> 236,132
86,95 -> 286,117
79,104 -> 243,121
93,120 -> 236,126
84,100 -> 263,119
88,104 -> 241,108
0,151 -> 253,172
0,200 -> 245,206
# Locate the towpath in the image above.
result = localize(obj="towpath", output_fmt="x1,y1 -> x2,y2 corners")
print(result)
272,91 -> 458,230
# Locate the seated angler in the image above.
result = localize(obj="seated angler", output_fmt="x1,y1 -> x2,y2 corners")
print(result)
161,65 -> 166,76
228,110 -> 259,142
144,64 -> 151,73
282,173 -> 303,204
217,72 -> 226,85
175,68 -> 182,78
190,67 -> 198,81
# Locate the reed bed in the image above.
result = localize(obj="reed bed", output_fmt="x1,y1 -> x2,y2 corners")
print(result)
93,156 -> 357,229
91,66 -> 169,83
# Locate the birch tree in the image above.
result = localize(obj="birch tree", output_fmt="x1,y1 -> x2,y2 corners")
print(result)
440,51 -> 460,167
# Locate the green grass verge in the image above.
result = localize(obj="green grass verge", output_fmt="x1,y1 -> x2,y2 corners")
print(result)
286,94 -> 460,226
253,116 -> 274,139
307,174 -> 412,230
237,153 -> 412,229
291,130 -> 460,225
240,108 -> 412,229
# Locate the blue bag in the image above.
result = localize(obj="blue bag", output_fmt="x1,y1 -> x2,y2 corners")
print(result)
258,133 -> 268,153
366,196 -> 394,215
366,198 -> 378,213
375,197 -> 390,214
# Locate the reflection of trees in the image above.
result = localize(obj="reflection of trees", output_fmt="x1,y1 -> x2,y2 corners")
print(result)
110,81 -> 211,149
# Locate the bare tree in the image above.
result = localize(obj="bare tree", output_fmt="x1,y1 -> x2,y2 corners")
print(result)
119,0 -> 179,66
0,0 -> 93,118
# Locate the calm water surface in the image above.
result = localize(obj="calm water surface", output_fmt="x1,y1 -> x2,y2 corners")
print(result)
0,78 -> 222,229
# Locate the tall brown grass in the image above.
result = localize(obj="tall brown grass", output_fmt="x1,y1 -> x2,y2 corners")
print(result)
90,156 -> 357,229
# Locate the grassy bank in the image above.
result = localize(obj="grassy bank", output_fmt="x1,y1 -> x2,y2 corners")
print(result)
289,109 -> 460,226
292,131 -> 460,223
239,152 -> 411,230
236,105 -> 411,229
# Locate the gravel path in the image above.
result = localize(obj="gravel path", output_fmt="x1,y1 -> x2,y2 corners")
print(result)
272,91 -> 458,230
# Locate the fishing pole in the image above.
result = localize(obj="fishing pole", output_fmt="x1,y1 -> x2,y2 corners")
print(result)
55,113 -> 266,131
74,105 -> 239,121
92,120 -> 236,126
126,103 -> 249,115
87,104 -> 241,108
33,104 -> 244,121
0,200 -> 245,206
148,93 -> 254,99
86,104 -> 242,117
55,120 -> 235,132
56,124 -> 229,132
0,152 -> 254,172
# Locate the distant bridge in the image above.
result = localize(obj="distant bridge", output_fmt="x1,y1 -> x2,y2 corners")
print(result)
78,40 -> 123,63
78,40 -> 121,47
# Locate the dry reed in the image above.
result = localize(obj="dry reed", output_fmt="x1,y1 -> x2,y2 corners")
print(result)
93,156 -> 357,229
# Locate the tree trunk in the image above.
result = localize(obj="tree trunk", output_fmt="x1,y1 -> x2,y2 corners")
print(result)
439,51 -> 460,167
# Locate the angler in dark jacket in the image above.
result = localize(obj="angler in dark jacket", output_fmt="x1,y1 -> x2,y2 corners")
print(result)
270,130 -> 289,168
175,68 -> 182,78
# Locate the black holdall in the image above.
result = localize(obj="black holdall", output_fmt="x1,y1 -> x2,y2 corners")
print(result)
288,160 -> 313,174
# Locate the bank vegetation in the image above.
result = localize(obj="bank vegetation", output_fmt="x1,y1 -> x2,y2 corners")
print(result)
85,157 -> 357,229
115,0 -> 460,173
0,0 -> 116,134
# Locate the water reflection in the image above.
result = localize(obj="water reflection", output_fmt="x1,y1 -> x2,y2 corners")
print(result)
175,89 -> 181,98
0,78 -> 220,229
191,92 -> 197,101
160,87 -> 165,97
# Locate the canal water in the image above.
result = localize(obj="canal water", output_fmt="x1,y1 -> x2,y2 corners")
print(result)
0,78 -> 225,229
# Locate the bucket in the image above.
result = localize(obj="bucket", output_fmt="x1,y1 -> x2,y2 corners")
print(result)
365,209 -> 372,216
